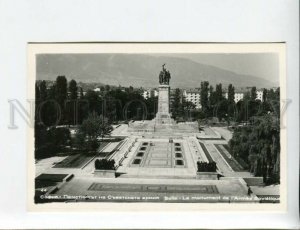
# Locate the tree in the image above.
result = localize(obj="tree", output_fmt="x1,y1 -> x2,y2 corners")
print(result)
39,80 -> 47,101
38,84 -> 60,126
145,96 -> 158,119
35,83 -> 40,101
47,127 -> 71,148
85,90 -> 102,114
215,83 -> 223,102
200,81 -> 209,113
105,85 -> 110,92
56,76 -> 67,104
66,79 -> 78,125
209,86 -> 216,106
229,114 -> 280,184
34,122 -> 48,158
227,84 -> 236,118
182,100 -> 196,121
55,76 -> 68,106
262,88 -> 267,102
128,86 -> 134,93
171,88 -> 182,119
250,86 -> 257,101
215,99 -> 229,121
79,87 -> 84,99
77,113 -> 113,150
102,95 -> 118,122
35,124 -> 71,159
228,84 -> 235,104
68,79 -> 78,100
55,76 -> 68,124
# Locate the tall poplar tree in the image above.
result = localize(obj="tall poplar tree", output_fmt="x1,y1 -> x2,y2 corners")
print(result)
68,79 -> 78,100
228,84 -> 235,104
200,81 -> 209,113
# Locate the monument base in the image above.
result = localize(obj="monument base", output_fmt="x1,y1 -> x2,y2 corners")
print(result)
154,112 -> 175,125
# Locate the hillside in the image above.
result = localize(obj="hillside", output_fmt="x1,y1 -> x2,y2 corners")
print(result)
37,54 -> 276,88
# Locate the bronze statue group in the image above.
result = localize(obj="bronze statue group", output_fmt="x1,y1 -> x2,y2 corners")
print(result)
159,64 -> 171,85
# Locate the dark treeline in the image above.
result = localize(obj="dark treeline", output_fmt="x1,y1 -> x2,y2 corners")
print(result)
171,88 -> 196,121
198,81 -> 280,123
194,81 -> 280,184
173,80 -> 280,184
229,114 -> 280,184
170,82 -> 280,125
35,76 -> 158,159
35,76 -> 158,127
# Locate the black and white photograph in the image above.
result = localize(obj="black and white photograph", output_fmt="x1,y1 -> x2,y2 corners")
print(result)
0,0 -> 299,228
29,43 -> 286,209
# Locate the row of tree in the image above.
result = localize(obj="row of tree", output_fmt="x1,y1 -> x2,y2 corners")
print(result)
227,83 -> 280,184
35,76 -> 158,127
171,88 -> 196,120
197,81 -> 280,184
229,114 -> 280,184
177,81 -> 280,123
35,76 -> 156,159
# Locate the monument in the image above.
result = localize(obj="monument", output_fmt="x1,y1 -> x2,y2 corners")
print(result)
128,64 -> 198,134
154,64 -> 175,126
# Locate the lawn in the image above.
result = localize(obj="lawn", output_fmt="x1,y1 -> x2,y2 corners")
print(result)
223,144 -> 249,170
97,141 -> 110,153
35,173 -> 69,182
199,142 -> 214,163
35,173 -> 71,204
54,142 -> 109,168
214,144 -> 245,172
53,154 -> 95,168
35,173 -> 69,189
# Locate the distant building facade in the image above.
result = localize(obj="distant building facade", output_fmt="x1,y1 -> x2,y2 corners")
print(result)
141,88 -> 158,99
256,90 -> 263,101
224,92 -> 244,103
144,86 -> 265,105
183,89 -> 201,109
225,89 -> 264,103
93,87 -> 101,92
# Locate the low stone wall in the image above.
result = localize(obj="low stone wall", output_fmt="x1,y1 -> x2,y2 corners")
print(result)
94,170 -> 116,178
196,172 -> 219,180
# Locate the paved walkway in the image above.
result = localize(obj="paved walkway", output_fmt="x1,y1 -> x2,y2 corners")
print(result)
35,156 -> 68,176
203,142 -> 234,175
111,124 -> 129,136
211,127 -> 233,142
116,138 -> 197,179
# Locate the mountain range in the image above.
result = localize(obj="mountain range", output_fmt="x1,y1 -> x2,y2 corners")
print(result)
37,54 -> 276,89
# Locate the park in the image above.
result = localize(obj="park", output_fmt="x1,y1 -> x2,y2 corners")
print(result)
34,65 -> 280,203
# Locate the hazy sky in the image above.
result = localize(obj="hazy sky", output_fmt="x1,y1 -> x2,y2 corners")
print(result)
155,53 -> 279,83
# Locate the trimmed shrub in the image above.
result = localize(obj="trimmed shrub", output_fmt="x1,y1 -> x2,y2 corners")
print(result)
197,161 -> 217,172
95,159 -> 115,170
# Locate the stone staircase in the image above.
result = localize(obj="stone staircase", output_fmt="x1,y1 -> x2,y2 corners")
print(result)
117,173 -> 196,180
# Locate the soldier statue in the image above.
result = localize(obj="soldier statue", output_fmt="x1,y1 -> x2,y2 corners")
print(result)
159,64 -> 171,85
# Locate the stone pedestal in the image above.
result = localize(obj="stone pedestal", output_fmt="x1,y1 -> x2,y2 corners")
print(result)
196,172 -> 219,180
155,84 -> 174,125
157,85 -> 170,114
94,169 -> 116,178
